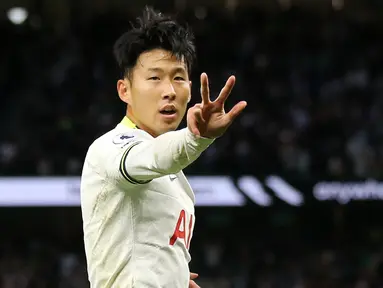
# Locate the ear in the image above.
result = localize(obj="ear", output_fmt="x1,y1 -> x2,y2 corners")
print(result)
188,81 -> 192,103
117,78 -> 131,105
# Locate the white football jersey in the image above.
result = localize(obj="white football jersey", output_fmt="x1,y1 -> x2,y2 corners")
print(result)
81,117 -> 213,288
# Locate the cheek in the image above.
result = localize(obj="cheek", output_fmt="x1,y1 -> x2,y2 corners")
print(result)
176,87 -> 191,105
133,87 -> 157,108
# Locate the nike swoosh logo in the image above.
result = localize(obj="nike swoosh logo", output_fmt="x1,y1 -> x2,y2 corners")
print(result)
169,175 -> 177,181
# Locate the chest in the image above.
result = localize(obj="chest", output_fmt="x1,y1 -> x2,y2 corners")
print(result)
129,172 -> 196,249
144,171 -> 194,210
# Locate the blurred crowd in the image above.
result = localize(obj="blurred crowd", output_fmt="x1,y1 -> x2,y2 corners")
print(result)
1,3 -> 383,288
1,207 -> 383,288
1,5 -> 383,179
2,240 -> 382,288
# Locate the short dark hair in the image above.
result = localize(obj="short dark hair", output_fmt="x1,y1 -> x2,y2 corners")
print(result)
113,6 -> 196,78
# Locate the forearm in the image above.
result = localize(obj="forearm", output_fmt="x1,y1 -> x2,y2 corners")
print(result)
122,128 -> 214,182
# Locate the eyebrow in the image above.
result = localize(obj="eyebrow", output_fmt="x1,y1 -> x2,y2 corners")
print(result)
147,67 -> 187,74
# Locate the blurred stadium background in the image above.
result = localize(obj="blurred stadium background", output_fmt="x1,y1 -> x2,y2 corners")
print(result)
1,0 -> 383,287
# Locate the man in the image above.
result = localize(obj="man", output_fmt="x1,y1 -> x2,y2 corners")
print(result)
81,6 -> 247,288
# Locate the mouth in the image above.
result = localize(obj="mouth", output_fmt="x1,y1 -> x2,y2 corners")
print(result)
159,105 -> 177,116
160,110 -> 176,115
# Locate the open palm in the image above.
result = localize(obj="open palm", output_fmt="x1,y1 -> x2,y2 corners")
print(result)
187,73 -> 247,139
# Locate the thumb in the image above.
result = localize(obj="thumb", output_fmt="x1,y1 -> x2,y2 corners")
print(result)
187,105 -> 204,137
190,273 -> 199,280
226,101 -> 247,123
194,107 -> 205,124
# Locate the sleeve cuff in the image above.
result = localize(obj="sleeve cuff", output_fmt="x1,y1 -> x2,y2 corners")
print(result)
185,128 -> 215,149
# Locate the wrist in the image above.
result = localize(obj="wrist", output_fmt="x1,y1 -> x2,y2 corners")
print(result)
185,128 -> 215,145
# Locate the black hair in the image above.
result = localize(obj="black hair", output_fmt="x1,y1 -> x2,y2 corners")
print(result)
113,6 -> 196,78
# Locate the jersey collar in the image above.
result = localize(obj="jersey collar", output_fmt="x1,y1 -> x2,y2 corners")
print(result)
120,116 -> 137,129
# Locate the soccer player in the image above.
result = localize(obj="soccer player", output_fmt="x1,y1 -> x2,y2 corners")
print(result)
80,6 -> 247,288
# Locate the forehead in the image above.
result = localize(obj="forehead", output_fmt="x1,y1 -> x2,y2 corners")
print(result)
135,49 -> 187,72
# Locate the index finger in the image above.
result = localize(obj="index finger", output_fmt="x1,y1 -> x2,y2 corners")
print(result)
200,73 -> 210,105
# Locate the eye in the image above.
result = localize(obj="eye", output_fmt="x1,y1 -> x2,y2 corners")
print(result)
174,76 -> 185,81
148,76 -> 160,81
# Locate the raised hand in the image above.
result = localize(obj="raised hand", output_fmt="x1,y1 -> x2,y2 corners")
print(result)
189,272 -> 200,288
187,73 -> 247,139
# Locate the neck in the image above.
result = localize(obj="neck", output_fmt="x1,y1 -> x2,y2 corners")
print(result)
126,109 -> 158,138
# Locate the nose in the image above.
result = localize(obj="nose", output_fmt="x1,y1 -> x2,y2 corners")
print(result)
162,81 -> 176,100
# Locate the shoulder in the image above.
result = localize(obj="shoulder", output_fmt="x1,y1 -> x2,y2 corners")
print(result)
92,126 -> 140,152
87,124 -> 153,158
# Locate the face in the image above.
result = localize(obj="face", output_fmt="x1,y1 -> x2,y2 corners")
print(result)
117,49 -> 191,137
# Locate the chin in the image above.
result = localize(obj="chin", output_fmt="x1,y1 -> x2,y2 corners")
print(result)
158,122 -> 179,134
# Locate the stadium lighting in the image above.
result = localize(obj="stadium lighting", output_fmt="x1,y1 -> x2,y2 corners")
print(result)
332,0 -> 344,10
194,6 -> 207,20
278,0 -> 291,10
7,7 -> 28,25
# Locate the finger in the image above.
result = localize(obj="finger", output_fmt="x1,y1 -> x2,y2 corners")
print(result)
215,76 -> 236,105
188,107 -> 204,137
225,101 -> 247,123
194,106 -> 205,124
189,122 -> 200,137
188,115 -> 201,136
189,280 -> 201,288
200,73 -> 210,105
190,273 -> 199,280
